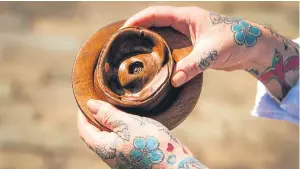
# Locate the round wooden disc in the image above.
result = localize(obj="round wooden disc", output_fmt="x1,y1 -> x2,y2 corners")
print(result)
72,20 -> 203,131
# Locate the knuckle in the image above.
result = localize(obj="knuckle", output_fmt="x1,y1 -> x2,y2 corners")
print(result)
185,61 -> 200,76
102,105 -> 115,124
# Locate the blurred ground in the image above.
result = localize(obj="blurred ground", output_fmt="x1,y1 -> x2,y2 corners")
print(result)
0,2 -> 299,169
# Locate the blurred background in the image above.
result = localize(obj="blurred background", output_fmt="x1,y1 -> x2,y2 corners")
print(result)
0,2 -> 299,169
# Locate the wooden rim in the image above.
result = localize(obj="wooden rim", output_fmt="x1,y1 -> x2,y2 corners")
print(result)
72,20 -> 203,131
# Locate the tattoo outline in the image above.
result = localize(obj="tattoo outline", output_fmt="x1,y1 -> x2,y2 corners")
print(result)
198,50 -> 217,71
167,143 -> 175,152
232,21 -> 261,47
210,12 -> 242,26
108,120 -> 130,142
258,49 -> 299,97
167,155 -> 177,165
129,136 -> 164,169
129,114 -> 180,143
95,142 -> 117,160
178,157 -> 208,169
246,68 -> 260,76
116,152 -> 143,169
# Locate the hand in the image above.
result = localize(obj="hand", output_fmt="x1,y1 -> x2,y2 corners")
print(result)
122,6 -> 299,100
78,99 -> 208,169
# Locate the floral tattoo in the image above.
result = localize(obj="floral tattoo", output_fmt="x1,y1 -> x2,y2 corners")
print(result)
264,26 -> 299,54
210,12 -> 242,26
232,21 -> 262,47
130,136 -> 164,169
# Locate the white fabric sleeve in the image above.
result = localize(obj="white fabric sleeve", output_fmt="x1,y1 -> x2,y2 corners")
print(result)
251,38 -> 299,125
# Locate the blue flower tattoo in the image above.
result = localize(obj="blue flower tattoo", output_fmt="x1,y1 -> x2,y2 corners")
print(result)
232,21 -> 261,47
130,136 -> 164,169
178,157 -> 207,169
167,155 -> 176,165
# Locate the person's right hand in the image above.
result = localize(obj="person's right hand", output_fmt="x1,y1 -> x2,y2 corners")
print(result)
122,6 -> 299,101
122,6 -> 261,86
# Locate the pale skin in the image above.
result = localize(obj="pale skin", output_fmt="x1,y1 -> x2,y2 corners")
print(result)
78,6 -> 299,169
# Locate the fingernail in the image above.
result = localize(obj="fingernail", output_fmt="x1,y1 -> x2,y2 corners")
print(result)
87,99 -> 101,115
172,71 -> 187,87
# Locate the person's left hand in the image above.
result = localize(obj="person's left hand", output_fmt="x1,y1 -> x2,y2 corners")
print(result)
78,100 -> 208,169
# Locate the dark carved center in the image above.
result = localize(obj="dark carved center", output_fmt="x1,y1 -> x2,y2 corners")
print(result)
129,61 -> 144,74
97,27 -> 174,110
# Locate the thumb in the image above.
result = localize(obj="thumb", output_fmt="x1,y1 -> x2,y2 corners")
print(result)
87,99 -> 132,132
172,46 -> 217,87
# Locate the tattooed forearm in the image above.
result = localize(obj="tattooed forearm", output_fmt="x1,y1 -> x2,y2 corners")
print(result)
210,12 -> 242,26
264,26 -> 299,54
198,50 -> 217,71
248,49 -> 299,98
259,49 -> 299,97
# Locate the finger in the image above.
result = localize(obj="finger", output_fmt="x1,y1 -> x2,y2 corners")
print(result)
121,6 -> 190,38
171,46 -> 204,87
78,110 -> 113,149
87,99 -> 132,131
171,36 -> 220,87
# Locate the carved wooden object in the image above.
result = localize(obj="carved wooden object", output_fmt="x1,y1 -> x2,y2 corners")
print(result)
72,20 -> 203,131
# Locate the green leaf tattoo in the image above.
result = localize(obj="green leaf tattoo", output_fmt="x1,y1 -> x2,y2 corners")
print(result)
257,49 -> 299,97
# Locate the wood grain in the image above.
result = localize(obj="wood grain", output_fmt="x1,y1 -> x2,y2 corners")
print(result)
72,20 -> 203,131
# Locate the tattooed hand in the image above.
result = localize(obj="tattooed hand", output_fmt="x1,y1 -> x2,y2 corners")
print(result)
78,99 -> 208,169
122,6 -> 299,101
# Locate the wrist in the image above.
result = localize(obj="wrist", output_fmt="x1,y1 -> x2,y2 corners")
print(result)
245,24 -> 299,100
